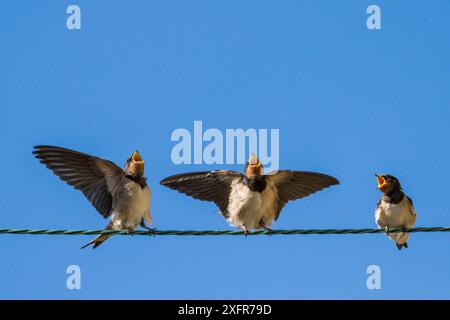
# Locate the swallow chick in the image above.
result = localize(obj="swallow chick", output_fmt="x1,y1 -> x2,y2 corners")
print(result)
160,154 -> 339,234
375,174 -> 417,250
33,145 -> 153,249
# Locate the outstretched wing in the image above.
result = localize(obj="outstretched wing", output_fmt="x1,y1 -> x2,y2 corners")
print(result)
33,145 -> 125,218
266,170 -> 340,220
160,170 -> 243,215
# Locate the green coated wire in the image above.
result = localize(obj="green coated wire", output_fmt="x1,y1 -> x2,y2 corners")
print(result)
0,227 -> 449,237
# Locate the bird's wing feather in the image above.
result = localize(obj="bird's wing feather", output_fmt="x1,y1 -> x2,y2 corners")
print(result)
160,170 -> 242,215
406,196 -> 417,218
33,145 -> 125,218
144,188 -> 152,224
265,170 -> 339,220
406,196 -> 417,228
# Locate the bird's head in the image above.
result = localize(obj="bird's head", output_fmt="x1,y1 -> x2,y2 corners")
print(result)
375,174 -> 401,194
245,153 -> 264,178
124,150 -> 145,177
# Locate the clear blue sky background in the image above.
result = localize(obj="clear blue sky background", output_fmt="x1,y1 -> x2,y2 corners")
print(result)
1,1 -> 449,299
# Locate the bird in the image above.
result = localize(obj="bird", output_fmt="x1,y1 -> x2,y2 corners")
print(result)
160,153 -> 339,234
33,145 -> 153,249
375,174 -> 417,250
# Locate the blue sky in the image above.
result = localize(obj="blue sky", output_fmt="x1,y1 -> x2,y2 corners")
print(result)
1,1 -> 449,299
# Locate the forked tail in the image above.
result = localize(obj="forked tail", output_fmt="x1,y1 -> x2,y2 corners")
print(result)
81,222 -> 113,249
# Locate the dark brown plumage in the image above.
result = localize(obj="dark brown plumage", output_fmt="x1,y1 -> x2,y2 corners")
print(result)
160,170 -> 241,215
33,145 -> 123,217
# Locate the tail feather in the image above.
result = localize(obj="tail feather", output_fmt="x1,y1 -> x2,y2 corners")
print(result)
81,222 -> 114,249
81,234 -> 111,249
396,242 -> 408,250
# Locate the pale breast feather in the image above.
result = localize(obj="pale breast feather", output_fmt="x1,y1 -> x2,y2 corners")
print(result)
112,180 -> 150,228
378,197 -> 415,228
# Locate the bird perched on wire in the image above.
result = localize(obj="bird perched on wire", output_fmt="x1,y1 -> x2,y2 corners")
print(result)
33,145 -> 154,249
375,174 -> 417,250
160,153 -> 339,234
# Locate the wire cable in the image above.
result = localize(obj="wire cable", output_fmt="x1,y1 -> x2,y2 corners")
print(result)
0,227 -> 449,236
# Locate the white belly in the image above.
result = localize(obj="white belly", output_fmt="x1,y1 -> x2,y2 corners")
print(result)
226,182 -> 277,230
377,198 -> 413,228
375,197 -> 416,244
111,181 -> 150,230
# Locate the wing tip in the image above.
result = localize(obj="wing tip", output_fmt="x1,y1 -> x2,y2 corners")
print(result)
330,176 -> 340,186
32,145 -> 56,151
32,145 -> 45,156
159,178 -> 173,186
321,176 -> 340,190
32,145 -> 64,158
159,171 -> 210,186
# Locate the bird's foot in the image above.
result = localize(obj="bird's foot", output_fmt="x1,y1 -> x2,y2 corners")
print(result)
243,229 -> 250,238
264,227 -> 274,237
142,226 -> 157,236
384,226 -> 392,235
140,220 -> 157,236
259,219 -> 273,236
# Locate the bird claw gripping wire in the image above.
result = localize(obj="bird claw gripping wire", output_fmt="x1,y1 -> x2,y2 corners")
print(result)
384,226 -> 392,235
147,228 -> 157,237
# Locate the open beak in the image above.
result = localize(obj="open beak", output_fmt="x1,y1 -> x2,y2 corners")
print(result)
132,150 -> 143,162
248,153 -> 260,167
375,174 -> 386,190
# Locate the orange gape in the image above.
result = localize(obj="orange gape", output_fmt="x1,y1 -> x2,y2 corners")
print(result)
245,164 -> 263,177
376,175 -> 388,192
